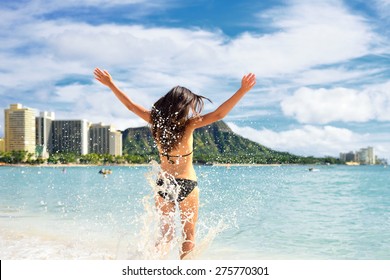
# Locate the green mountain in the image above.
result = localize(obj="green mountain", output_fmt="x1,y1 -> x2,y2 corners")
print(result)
122,121 -> 333,164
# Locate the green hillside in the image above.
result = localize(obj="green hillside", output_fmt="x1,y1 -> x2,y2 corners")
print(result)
122,121 -> 334,164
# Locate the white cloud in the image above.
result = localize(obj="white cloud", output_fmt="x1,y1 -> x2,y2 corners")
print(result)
281,82 -> 390,124
0,0 -> 389,138
249,0 -> 381,73
0,0 -> 384,87
291,67 -> 384,86
227,122 -> 390,159
50,82 -> 151,130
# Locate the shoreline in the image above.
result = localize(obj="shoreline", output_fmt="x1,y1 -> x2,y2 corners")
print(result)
0,163 -> 150,167
0,162 -> 354,168
1,162 -> 383,168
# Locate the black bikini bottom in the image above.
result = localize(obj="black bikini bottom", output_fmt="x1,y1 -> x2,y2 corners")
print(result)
156,178 -> 197,202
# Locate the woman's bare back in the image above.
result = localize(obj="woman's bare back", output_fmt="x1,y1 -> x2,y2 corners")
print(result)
158,127 -> 197,180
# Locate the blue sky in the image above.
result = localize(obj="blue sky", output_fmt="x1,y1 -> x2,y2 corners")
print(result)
1,0 -> 390,160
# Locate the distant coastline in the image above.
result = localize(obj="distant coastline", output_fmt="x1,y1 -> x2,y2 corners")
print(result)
1,122 -> 344,166
0,162 -> 149,167
0,162 -> 374,168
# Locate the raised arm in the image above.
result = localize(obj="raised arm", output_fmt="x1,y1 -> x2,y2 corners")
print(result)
189,73 -> 256,129
94,68 -> 151,123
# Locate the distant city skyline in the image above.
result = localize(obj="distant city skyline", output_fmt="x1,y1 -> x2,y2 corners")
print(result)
0,102 -> 387,161
340,146 -> 377,165
1,1 -> 390,160
2,104 -> 122,157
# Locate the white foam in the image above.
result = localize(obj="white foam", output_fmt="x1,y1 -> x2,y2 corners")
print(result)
0,228 -> 114,260
122,161 -> 230,260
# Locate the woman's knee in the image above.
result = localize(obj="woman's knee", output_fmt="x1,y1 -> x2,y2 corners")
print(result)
182,221 -> 196,239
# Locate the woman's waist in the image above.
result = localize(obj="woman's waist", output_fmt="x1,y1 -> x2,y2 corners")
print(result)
159,164 -> 197,181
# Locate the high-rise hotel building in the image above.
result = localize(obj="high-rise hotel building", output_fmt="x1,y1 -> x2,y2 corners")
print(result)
340,146 -> 376,165
356,146 -> 375,165
4,104 -> 36,154
0,138 -> 5,152
51,120 -> 89,155
109,130 -> 122,156
36,111 -> 55,158
89,123 -> 122,156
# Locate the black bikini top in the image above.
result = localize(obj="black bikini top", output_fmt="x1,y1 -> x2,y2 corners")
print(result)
160,151 -> 193,164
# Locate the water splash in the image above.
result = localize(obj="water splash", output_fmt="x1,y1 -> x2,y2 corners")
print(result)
115,161 -> 229,260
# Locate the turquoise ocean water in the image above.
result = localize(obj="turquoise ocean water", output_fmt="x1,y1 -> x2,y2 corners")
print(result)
0,164 -> 389,259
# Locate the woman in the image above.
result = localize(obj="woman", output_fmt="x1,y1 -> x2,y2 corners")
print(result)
94,68 -> 256,259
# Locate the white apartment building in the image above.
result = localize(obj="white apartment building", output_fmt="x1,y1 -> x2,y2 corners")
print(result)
36,111 -> 55,158
109,130 -> 122,156
357,147 -> 375,165
89,123 -> 122,156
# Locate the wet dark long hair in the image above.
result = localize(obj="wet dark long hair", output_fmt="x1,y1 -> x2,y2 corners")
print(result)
151,86 -> 211,154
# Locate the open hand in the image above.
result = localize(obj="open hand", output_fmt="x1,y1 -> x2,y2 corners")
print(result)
94,68 -> 113,87
241,73 -> 256,93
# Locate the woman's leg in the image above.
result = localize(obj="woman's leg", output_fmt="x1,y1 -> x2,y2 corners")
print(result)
179,187 -> 199,259
155,195 -> 176,255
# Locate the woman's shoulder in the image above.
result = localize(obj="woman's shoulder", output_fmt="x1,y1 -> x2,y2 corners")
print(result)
186,116 -> 201,129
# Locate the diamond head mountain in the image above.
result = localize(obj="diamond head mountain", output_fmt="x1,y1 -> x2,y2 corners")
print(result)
122,121 -> 335,164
